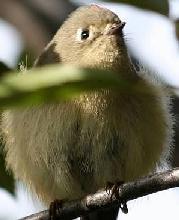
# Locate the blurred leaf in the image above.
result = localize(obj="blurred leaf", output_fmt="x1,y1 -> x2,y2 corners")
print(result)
106,0 -> 169,16
0,64 -> 137,108
0,146 -> 15,194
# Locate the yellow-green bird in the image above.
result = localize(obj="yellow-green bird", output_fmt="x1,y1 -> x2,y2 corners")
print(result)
2,4 -> 173,220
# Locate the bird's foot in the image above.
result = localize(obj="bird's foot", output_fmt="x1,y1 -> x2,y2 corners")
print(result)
120,201 -> 128,214
105,181 -> 128,214
49,199 -> 63,220
105,181 -> 114,195
105,181 -> 124,197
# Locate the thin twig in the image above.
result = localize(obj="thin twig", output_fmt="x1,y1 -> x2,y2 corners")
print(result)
19,168 -> 179,220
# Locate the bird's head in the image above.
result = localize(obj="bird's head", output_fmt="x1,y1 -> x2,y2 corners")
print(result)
52,5 -> 127,70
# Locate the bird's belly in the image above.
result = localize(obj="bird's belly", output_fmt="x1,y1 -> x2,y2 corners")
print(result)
71,91 -> 170,191
2,87 -> 171,204
66,122 -> 163,195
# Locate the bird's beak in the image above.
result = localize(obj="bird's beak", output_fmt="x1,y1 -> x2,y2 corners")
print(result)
106,22 -> 126,36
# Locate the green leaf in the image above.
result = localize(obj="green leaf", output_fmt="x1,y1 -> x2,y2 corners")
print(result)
0,146 -> 15,194
0,64 -> 132,108
105,0 -> 169,16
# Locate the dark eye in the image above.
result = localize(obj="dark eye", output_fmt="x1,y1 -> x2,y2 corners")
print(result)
81,29 -> 89,40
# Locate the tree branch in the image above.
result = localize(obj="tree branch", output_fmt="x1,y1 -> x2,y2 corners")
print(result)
19,168 -> 179,220
0,0 -> 77,55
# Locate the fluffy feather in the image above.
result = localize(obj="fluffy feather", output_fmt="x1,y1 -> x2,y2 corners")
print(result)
1,5 -> 174,220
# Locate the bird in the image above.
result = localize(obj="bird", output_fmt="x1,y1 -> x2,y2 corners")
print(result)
1,4 -> 173,220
